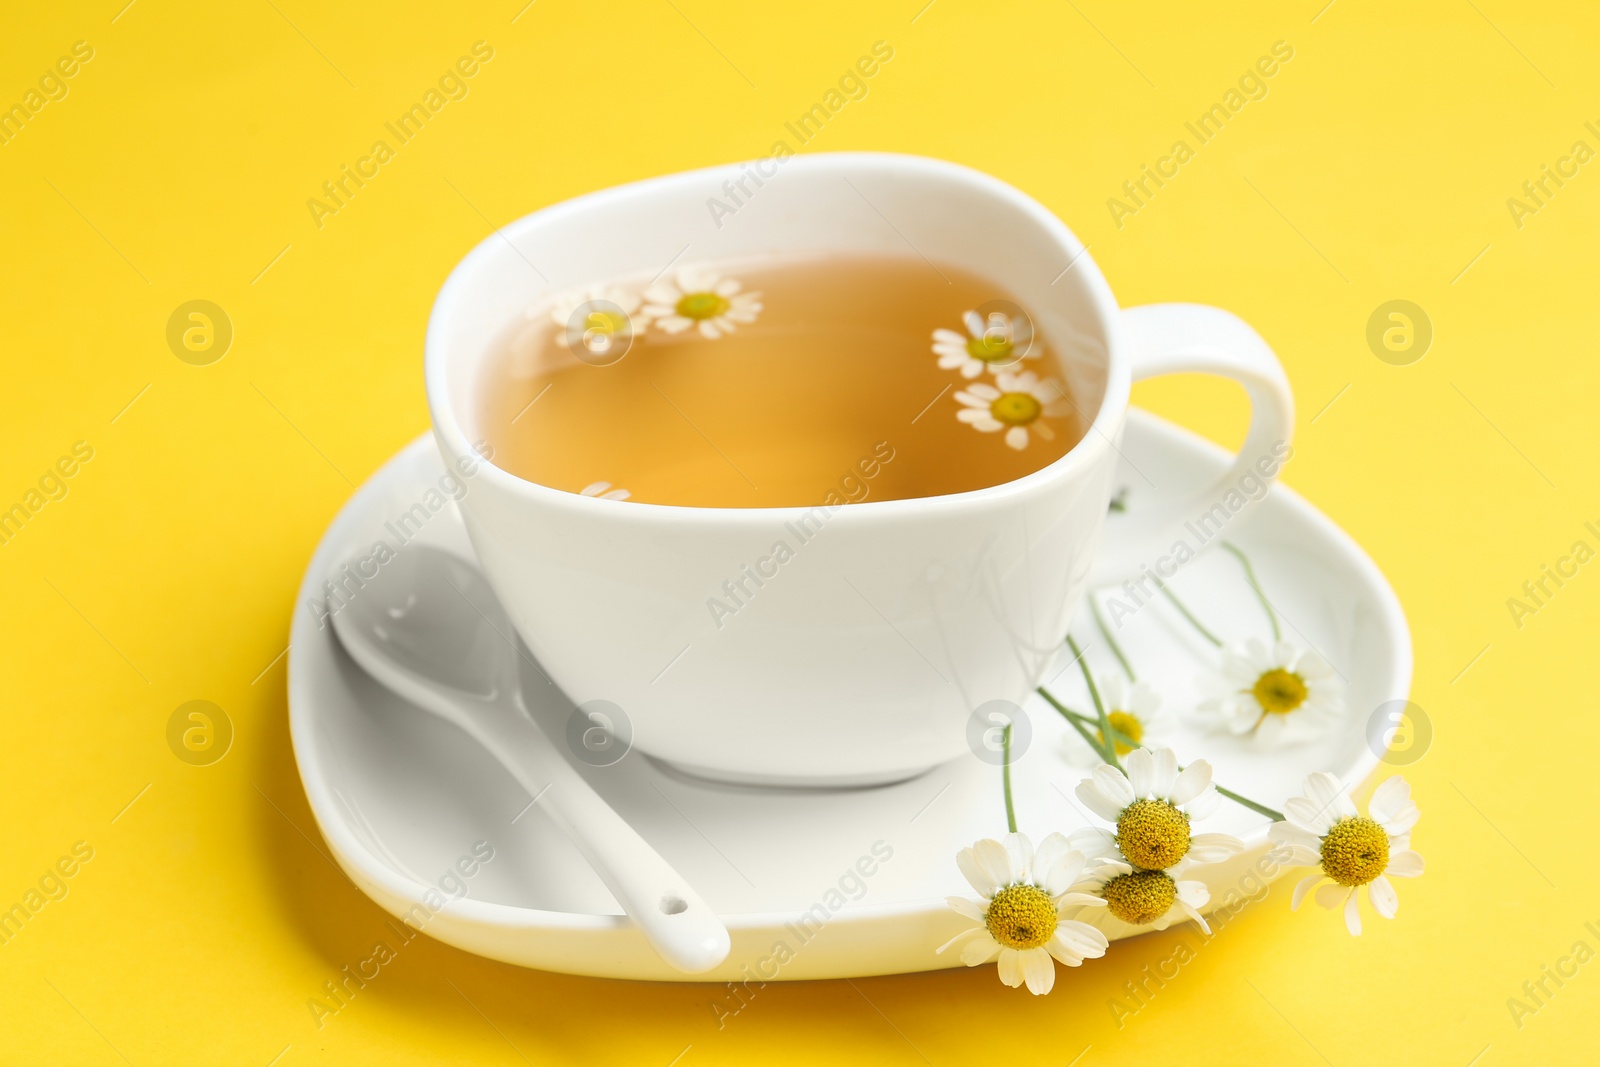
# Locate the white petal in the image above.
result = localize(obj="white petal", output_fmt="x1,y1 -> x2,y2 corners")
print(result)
1187,833 -> 1246,863
1368,776 -> 1413,824
1032,831 -> 1070,870
1149,747 -> 1180,798
961,932 -> 1002,966
1175,878 -> 1209,909
1021,947 -> 1056,994
935,926 -> 981,955
972,837 -> 1015,889
956,846 -> 998,897
1124,747 -> 1155,797
1314,883 -> 1350,910
1184,785 -> 1222,820
962,309 -> 984,338
1344,888 -> 1363,935
1278,844 -> 1322,866
1368,875 -> 1398,919
1054,891 -> 1106,913
1093,763 -> 1136,808
1302,771 -> 1345,812
996,947 -> 1025,987
1169,759 -> 1212,806
1066,827 -> 1118,862
933,328 -> 966,345
1075,780 -> 1126,831
945,895 -> 985,922
1055,920 -> 1109,958
1004,426 -> 1028,450
1386,849 -> 1425,878
1003,832 -> 1034,881
1176,898 -> 1210,935
1046,934 -> 1086,967
1284,796 -> 1341,837
1267,822 -> 1322,852
1290,874 -> 1324,910
955,408 -> 990,424
960,361 -> 984,378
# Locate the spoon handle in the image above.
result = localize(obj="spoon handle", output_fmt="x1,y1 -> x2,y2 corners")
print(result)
468,706 -> 732,974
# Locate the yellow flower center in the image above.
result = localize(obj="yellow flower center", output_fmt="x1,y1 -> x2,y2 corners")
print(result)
583,309 -> 631,335
1252,667 -> 1308,714
676,291 -> 729,320
1115,798 -> 1191,870
966,332 -> 1014,363
1102,869 -> 1177,925
1097,710 -> 1144,756
1320,816 -> 1390,887
984,884 -> 1059,950
989,391 -> 1042,426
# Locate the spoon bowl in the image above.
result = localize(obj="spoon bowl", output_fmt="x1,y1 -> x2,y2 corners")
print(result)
331,544 -> 731,974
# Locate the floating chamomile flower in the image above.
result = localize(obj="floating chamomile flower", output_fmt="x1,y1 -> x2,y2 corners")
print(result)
1071,747 -> 1245,874
1197,638 -> 1343,746
1269,772 -> 1423,936
547,284 -> 642,333
953,371 -> 1072,451
937,832 -> 1109,995
932,309 -> 1036,379
544,285 -> 642,363
642,266 -> 762,339
1068,858 -> 1214,937
579,481 -> 630,501
1082,675 -> 1169,760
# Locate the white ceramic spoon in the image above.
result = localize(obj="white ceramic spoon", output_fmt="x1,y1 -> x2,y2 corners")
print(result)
330,544 -> 731,974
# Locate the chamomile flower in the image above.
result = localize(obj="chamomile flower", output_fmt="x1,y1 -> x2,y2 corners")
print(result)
579,481 -> 630,501
953,371 -> 1072,451
1067,858 -> 1214,937
1197,639 -> 1344,746
1073,675 -> 1169,761
1269,772 -> 1423,936
937,832 -> 1109,995
1071,747 -> 1245,875
547,284 -> 642,333
545,284 -> 642,362
641,266 -> 761,339
932,309 -> 1036,379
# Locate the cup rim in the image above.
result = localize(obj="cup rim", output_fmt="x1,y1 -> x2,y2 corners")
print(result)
425,151 -> 1131,522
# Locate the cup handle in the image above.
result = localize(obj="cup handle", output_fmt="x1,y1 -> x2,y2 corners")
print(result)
1088,302 -> 1295,588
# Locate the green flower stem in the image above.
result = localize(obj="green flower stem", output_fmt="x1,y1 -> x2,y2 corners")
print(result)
1211,782 -> 1285,822
1088,594 -> 1136,681
1002,722 -> 1018,834
1036,691 -> 1286,822
1221,541 -> 1280,642
1065,634 -> 1120,771
1037,686 -> 1111,757
1158,582 -> 1223,647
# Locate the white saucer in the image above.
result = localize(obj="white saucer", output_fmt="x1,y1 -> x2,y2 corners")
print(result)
287,409 -> 1410,982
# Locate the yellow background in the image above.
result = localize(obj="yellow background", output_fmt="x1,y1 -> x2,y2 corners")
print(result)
3,0 -> 1596,1063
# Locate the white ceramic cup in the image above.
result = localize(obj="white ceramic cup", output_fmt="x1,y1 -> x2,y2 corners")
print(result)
425,153 -> 1293,787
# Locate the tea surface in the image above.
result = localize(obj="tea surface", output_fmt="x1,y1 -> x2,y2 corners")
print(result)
478,253 -> 1080,507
